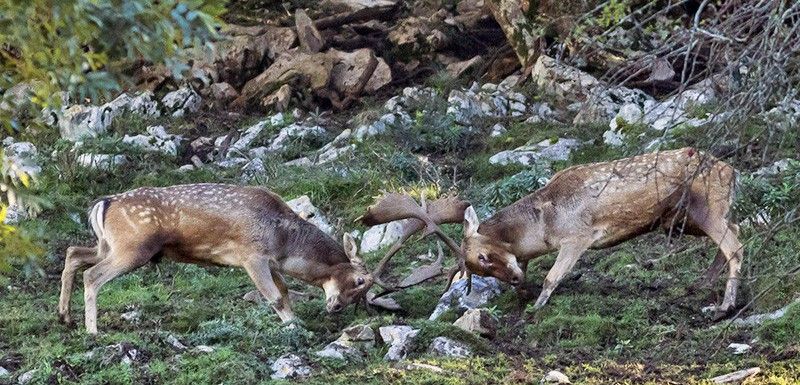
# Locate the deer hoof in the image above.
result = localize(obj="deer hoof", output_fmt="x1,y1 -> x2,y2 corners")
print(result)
58,313 -> 72,325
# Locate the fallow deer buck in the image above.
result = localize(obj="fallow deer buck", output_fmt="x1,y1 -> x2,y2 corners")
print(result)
58,183 -> 374,334
364,148 -> 743,317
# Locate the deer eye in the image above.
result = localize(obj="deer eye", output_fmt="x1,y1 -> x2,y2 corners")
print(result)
356,277 -> 365,286
478,254 -> 488,263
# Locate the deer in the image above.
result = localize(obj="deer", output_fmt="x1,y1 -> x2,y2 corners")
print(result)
361,148 -> 743,318
58,183 -> 374,334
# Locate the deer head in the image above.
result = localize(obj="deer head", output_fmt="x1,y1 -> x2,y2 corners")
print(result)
461,206 -> 523,284
322,233 -> 375,312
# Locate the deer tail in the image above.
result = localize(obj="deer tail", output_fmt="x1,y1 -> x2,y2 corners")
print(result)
88,198 -> 109,241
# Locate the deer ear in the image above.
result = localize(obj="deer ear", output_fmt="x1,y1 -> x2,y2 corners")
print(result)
464,206 -> 480,237
342,233 -> 362,264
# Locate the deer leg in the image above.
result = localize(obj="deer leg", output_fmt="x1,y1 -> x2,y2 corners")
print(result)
516,259 -> 534,302
242,258 -> 296,323
691,211 -> 744,315
83,246 -> 153,334
58,245 -> 104,324
688,249 -> 727,292
533,239 -> 590,309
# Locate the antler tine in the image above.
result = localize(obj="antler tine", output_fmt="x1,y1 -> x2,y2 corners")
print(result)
360,193 -> 472,301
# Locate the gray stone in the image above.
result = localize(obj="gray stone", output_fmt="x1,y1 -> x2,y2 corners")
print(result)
166,335 -> 188,351
728,343 -> 751,355
453,308 -> 497,337
0,366 -> 8,377
58,104 -> 115,141
360,219 -> 408,253
77,154 -> 128,170
195,345 -> 214,353
429,275 -> 503,320
428,336 -> 471,358
286,195 -> 334,235
17,369 -> 37,384
354,112 -> 411,140
120,310 -> 141,323
228,120 -> 268,157
241,158 -> 266,181
3,140 -> 41,181
267,123 -> 326,152
490,123 -> 506,137
543,370 -> 571,384
379,325 -> 419,361
209,82 -> 239,106
162,87 -> 202,117
489,138 -> 581,166
122,125 -> 182,157
270,354 -> 312,380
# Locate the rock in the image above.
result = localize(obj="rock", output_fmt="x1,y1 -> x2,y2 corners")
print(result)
429,275 -> 502,320
178,164 -> 195,172
354,111 -> 411,140
389,13 -> 449,53
405,362 -> 444,373
228,120 -> 269,157
753,159 -> 794,177
428,337 -> 471,358
122,125 -> 183,157
296,9 -> 325,53
0,366 -> 8,377
489,138 -> 581,166
360,220 -> 408,253
727,343 -> 751,355
315,325 -> 374,360
710,367 -> 761,384
732,298 -> 799,326
166,335 -> 188,351
214,25 -> 297,89
209,82 -> 239,106
120,309 -> 141,323
162,87 -> 202,117
329,48 -> 392,94
241,158 -> 266,181
324,0 -> 397,11
102,342 -> 141,365
3,140 -> 41,182
58,104 -> 115,141
267,123 -> 327,152
264,84 -> 293,111
270,354 -> 312,380
609,103 -> 644,131
543,370 -> 571,384
17,369 -> 37,384
106,92 -> 160,117
196,345 -> 214,353
77,154 -> 128,170
490,123 -> 506,137
453,308 -> 497,337
0,82 -> 35,114
379,325 -> 420,361
233,49 -> 335,111
286,195 -> 334,235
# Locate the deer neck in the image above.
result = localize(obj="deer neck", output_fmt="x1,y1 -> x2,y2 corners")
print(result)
480,196 -> 555,258
276,220 -> 351,285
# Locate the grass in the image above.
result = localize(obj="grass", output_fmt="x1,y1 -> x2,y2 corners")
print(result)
2,81 -> 800,384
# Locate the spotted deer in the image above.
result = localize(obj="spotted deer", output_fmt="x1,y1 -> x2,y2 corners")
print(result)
58,183 -> 374,334
363,148 -> 743,317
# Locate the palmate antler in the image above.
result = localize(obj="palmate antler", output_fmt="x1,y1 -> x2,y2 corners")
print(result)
358,193 -> 472,300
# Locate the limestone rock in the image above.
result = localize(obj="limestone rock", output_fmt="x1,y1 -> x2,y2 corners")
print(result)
162,87 -> 202,117
543,370 -> 571,384
489,138 -> 581,166
77,154 -> 128,170
270,354 -> 312,380
453,308 -> 497,337
296,9 -> 325,53
379,325 -> 419,361
428,337 -> 471,358
430,275 -> 502,320
286,195 -> 334,235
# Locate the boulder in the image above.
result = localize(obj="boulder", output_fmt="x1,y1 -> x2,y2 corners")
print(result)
270,354 -> 312,380
17,370 -> 37,385
3,140 -> 41,182
122,125 -> 183,157
209,82 -> 239,106
428,337 -> 471,358
228,120 -> 269,157
166,335 -> 188,351
447,56 -> 485,78
329,48 -> 392,95
267,123 -> 327,152
214,25 -> 297,89
315,324 -> 376,360
453,308 -> 497,337
360,220 -> 408,253
0,366 -> 8,377
77,154 -> 128,170
379,325 -> 419,361
296,9 -> 325,53
354,111 -> 412,140
58,104 -> 115,141
727,343 -> 751,355
429,275 -> 502,320
286,195 -> 334,235
490,123 -> 506,137
543,370 -> 571,384
489,138 -> 581,166
162,87 -> 202,117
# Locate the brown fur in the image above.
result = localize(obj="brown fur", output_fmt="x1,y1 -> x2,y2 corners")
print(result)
58,183 -> 373,334
464,148 -> 743,314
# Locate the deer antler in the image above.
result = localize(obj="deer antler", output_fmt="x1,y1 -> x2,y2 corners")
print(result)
358,193 -> 471,299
